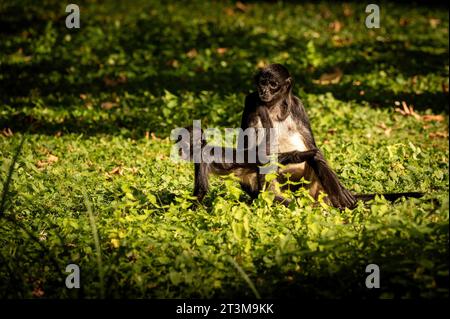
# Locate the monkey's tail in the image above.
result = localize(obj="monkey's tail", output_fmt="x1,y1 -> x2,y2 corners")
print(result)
354,192 -> 424,202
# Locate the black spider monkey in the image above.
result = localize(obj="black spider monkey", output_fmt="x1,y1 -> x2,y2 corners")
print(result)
175,126 -> 318,204
238,63 -> 423,209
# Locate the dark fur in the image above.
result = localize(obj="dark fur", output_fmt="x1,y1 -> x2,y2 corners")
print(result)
177,127 -> 318,203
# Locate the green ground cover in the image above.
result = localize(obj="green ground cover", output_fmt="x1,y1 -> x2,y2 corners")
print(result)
0,1 -> 448,298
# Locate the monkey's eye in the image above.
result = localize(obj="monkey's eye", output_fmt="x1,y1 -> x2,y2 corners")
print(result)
269,81 -> 278,88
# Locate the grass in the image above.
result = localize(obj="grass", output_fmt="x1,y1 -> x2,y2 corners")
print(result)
0,0 -> 448,298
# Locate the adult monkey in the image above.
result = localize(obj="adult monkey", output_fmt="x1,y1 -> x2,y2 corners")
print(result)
238,63 -> 423,209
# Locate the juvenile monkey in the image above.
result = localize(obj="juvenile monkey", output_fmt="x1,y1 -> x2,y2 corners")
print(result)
175,126 -> 318,204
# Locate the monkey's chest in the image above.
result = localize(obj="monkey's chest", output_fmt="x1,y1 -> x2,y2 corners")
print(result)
272,116 -> 309,180
254,114 -> 308,153
272,116 -> 308,153
254,114 -> 309,178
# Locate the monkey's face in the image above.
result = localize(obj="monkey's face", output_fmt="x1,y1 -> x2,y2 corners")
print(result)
255,71 -> 291,104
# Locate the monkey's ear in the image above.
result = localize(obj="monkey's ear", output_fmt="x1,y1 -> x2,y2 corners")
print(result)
285,77 -> 293,88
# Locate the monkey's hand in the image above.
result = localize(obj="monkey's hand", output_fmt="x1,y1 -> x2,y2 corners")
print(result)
292,149 -> 318,164
277,149 -> 318,165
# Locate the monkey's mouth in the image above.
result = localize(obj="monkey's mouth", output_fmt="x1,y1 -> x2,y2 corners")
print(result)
259,94 -> 271,102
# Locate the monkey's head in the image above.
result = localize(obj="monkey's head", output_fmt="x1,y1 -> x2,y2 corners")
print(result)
175,126 -> 206,161
255,64 -> 293,104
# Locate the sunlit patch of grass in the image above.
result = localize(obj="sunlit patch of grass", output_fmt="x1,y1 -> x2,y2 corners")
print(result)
0,0 -> 448,298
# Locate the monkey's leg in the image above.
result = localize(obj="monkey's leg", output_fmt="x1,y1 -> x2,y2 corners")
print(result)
258,169 -> 293,207
257,171 -> 267,193
242,179 -> 291,207
306,152 -> 356,209
254,150 -> 317,204
264,176 -> 292,207
240,182 -> 259,199
237,170 -> 259,200
193,163 -> 209,202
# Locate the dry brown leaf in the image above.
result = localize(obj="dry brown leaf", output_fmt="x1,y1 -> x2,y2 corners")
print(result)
2,128 -> 13,137
80,93 -> 88,100
36,154 -> 58,169
313,67 -> 343,85
342,4 -> 352,17
47,155 -> 58,163
235,1 -> 248,12
186,48 -> 198,58
224,7 -> 235,16
408,105 -> 421,120
394,108 -> 405,115
129,167 -> 139,174
167,59 -> 180,68
376,122 -> 393,136
109,166 -> 123,175
329,20 -> 342,33
422,114 -> 444,122
442,82 -> 449,94
32,286 -> 44,298
429,131 -> 448,139
156,154 -> 168,160
395,101 -> 421,120
429,18 -> 440,28
331,35 -> 352,47
101,102 -> 117,110
47,154 -> 59,164
39,230 -> 47,241
384,127 -> 392,136
378,122 -> 387,130
145,131 -> 150,139
151,132 -> 160,140
216,47 -> 228,55
402,101 -> 410,114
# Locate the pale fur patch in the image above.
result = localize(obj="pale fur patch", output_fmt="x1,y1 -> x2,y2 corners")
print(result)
254,108 -> 324,198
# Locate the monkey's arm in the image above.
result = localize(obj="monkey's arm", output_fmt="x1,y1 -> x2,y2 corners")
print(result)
238,93 -> 261,150
290,97 -> 356,208
277,149 -> 318,165
211,148 -> 318,169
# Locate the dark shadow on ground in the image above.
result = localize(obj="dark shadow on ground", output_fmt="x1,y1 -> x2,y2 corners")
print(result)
0,1 -> 448,137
